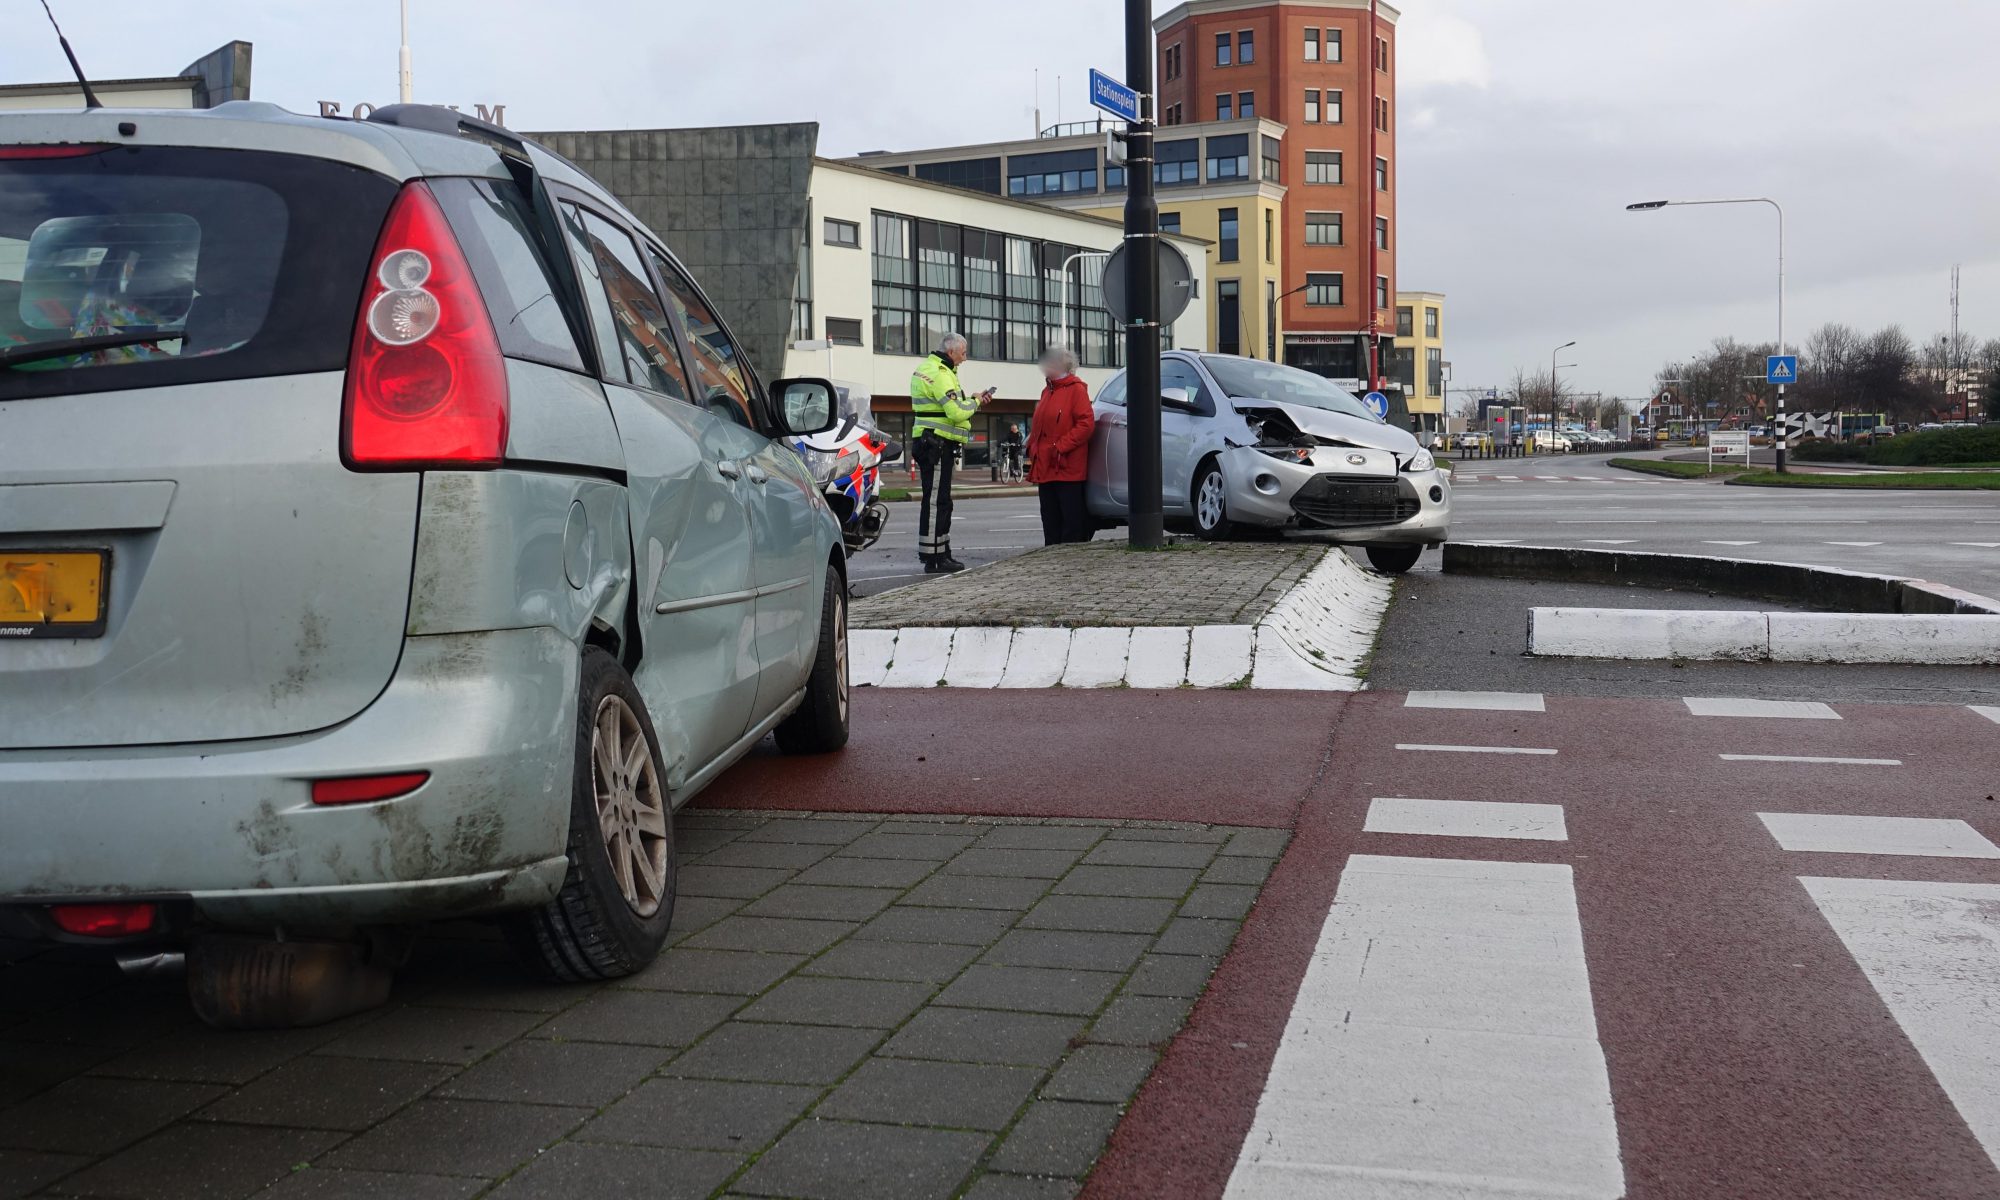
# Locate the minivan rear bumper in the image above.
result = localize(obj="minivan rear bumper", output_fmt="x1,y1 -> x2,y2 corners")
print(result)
0,628 -> 578,931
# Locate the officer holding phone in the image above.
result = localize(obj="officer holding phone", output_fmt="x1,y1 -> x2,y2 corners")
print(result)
909,332 -> 993,574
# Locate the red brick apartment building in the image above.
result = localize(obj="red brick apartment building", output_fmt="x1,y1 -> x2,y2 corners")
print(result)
1156,0 -> 1398,387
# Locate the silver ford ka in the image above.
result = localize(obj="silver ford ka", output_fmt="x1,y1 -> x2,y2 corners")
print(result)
1085,352 -> 1451,573
0,102 -> 848,1024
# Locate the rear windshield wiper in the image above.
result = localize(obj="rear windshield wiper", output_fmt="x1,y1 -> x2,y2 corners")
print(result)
1,331 -> 183,369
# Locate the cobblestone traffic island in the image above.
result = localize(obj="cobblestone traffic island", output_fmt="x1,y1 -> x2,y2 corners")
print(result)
852,541 -> 1322,631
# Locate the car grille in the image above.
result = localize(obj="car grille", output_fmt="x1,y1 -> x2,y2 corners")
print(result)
1290,474 -> 1421,528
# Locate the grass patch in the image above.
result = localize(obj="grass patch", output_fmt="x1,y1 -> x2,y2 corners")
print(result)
879,487 -> 911,502
1608,457 -> 1748,479
1727,470 -> 2000,490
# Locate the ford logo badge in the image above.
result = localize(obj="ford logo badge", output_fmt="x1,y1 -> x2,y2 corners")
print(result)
1346,453 -> 1367,466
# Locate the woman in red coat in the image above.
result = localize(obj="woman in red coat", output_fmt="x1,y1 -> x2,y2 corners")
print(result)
1027,346 -> 1097,546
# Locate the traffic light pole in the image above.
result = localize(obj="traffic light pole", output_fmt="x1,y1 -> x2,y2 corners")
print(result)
1124,0 -> 1163,549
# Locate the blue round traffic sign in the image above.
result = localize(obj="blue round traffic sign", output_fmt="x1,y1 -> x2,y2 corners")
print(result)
1362,391 -> 1390,420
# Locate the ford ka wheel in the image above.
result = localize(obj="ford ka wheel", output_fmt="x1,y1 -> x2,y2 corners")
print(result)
592,694 -> 669,917
776,570 -> 851,754
1192,461 -> 1235,541
1365,545 -> 1424,574
508,648 -> 676,982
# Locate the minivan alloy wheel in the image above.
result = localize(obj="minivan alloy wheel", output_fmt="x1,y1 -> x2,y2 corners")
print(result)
591,695 -> 669,916
833,588 -> 849,725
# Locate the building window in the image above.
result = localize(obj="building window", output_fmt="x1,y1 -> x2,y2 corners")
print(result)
1327,90 -> 1343,124
1163,43 -> 1182,80
1206,134 -> 1250,181
1239,91 -> 1255,119
1163,103 -> 1183,127
914,157 -> 1001,195
1304,151 -> 1342,185
1261,135 -> 1281,181
1304,89 -> 1321,124
1216,93 -> 1233,122
1155,138 -> 1199,186
1217,279 -> 1241,355
916,219 -> 963,353
1375,96 -> 1389,131
824,218 -> 859,248
1237,30 -> 1255,64
1005,237 -> 1039,362
1159,212 -> 1181,235
1216,32 -> 1231,66
1426,346 -> 1443,397
1305,211 -> 1342,245
1328,28 -> 1343,62
1304,27 -> 1320,61
1376,36 -> 1389,71
827,316 -> 864,346
1264,209 -> 1274,262
1396,306 -> 1414,338
1425,307 -> 1440,338
1375,216 -> 1389,250
1105,164 -> 1124,190
1376,275 -> 1389,310
1218,208 -> 1240,263
1305,272 -> 1343,306
1375,155 -> 1389,190
871,213 -> 915,355
1007,148 -> 1099,197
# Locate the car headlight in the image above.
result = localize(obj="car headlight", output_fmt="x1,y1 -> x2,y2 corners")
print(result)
1257,446 -> 1314,465
1404,447 -> 1435,473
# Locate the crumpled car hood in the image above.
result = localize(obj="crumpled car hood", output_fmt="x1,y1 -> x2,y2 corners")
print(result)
1229,398 -> 1421,455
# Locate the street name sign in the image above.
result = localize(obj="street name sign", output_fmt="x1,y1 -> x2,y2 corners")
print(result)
1766,355 -> 1798,385
1088,70 -> 1140,123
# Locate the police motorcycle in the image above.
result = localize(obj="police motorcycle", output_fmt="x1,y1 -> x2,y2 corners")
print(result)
790,382 -> 901,557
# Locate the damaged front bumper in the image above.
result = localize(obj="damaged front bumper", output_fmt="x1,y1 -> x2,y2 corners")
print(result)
0,627 -> 578,934
1218,447 -> 1452,545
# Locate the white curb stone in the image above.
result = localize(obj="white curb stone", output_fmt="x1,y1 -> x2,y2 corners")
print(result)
850,629 -> 897,688
879,626 -> 953,688
1252,549 -> 1393,691
942,626 -> 1013,688
1767,613 -> 2000,665
1528,608 -> 1768,661
1125,626 -> 1192,689
1186,625 -> 1256,688
1527,608 -> 2000,665
1061,627 -> 1133,688
997,627 -> 1071,689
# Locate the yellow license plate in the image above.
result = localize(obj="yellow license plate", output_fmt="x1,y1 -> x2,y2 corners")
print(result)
0,550 -> 108,639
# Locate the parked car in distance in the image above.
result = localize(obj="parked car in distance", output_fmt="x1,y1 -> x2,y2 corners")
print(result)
0,102 -> 850,1025
1452,431 -> 1485,452
1539,433 -> 1573,453
1083,352 -> 1450,573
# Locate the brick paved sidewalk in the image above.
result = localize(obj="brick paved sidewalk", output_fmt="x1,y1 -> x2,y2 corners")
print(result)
852,542 -> 1322,631
0,811 -> 1287,1200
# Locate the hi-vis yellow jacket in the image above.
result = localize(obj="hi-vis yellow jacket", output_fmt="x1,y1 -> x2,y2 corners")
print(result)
911,353 -> 979,443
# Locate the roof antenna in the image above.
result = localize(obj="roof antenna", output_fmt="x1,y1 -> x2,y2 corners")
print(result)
38,0 -> 102,109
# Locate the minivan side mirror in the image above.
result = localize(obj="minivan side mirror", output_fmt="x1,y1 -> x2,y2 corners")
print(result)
771,378 -> 839,437
1161,387 -> 1196,410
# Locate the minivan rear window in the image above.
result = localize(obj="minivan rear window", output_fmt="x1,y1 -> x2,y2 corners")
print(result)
0,145 -> 397,401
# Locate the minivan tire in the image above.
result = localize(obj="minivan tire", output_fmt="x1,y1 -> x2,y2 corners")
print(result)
776,571 -> 850,754
1365,545 -> 1424,574
508,648 -> 676,982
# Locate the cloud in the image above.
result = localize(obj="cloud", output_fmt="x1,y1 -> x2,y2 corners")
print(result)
1397,9 -> 1492,91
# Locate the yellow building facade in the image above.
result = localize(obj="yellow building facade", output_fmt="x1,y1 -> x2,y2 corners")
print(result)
1392,290 -> 1447,432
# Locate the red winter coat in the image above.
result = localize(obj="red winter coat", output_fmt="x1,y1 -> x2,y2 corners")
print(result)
1027,375 -> 1096,483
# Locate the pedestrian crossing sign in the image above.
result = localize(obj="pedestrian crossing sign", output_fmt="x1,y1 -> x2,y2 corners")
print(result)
1766,355 -> 1798,385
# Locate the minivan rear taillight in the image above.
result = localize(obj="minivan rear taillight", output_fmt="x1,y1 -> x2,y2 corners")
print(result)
342,181 -> 508,469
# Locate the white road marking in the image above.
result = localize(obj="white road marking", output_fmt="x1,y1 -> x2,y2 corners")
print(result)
1824,541 -> 1883,547
1059,627 -> 1131,688
1405,690 -> 1546,712
1497,475 -> 1520,481
849,629 -> 897,687
1396,743 -> 1559,756
997,627 -> 1070,689
1974,706 -> 2000,726
1719,753 -> 1902,766
1951,542 -> 2000,549
1584,539 -> 1639,545
1704,540 -> 1761,546
1559,519 -> 1660,524
1803,875 -> 2000,1172
1683,696 -> 1840,719
1186,625 -> 1255,688
1224,855 -> 1623,1200
1125,626 -> 1192,689
941,627 -> 1012,689
1365,797 -> 1568,841
877,627 -> 954,688
1759,813 -> 2000,859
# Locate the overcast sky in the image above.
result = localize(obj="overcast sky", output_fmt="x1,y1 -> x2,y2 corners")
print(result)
13,0 -> 1998,398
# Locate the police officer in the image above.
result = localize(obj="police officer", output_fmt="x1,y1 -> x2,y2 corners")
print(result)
909,332 -> 994,573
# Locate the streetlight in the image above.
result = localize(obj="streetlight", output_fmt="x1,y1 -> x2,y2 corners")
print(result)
1627,197 -> 1787,471
1550,340 -> 1576,452
1269,281 -> 1311,364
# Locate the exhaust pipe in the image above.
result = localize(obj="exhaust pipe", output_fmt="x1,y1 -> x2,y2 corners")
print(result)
186,933 -> 395,1029
115,950 -> 186,978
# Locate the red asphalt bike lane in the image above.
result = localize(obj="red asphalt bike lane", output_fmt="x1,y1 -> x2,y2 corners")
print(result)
702,687 -> 2000,1199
